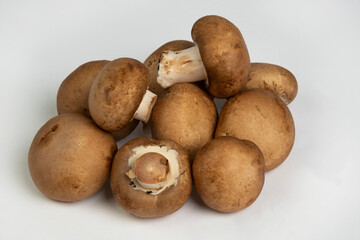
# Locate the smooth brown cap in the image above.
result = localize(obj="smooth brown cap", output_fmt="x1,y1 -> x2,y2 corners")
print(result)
144,40 -> 195,96
193,136 -> 264,212
151,83 -> 217,160
57,60 -> 109,117
89,58 -> 150,132
215,89 -> 295,171
192,15 -> 251,98
110,137 -> 192,218
28,113 -> 117,202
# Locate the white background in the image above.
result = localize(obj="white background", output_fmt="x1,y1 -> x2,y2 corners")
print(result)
1,0 -> 359,239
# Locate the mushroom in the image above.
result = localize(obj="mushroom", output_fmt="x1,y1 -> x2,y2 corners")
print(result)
56,60 -> 139,139
110,137 -> 192,218
246,63 -> 298,104
157,15 -> 251,98
57,60 -> 109,117
144,40 -> 195,96
151,83 -> 217,160
89,58 -> 157,132
193,136 -> 265,213
28,113 -> 117,202
215,89 -> 295,172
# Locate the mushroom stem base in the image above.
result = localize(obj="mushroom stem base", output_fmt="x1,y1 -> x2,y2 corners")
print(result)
157,45 -> 207,88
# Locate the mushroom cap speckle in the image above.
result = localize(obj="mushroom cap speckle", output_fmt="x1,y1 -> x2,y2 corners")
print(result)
193,136 -> 265,213
57,60 -> 109,117
28,113 -> 117,202
89,58 -> 150,132
191,15 -> 251,98
215,89 -> 295,171
110,137 -> 192,218
144,40 -> 195,96
151,83 -> 217,160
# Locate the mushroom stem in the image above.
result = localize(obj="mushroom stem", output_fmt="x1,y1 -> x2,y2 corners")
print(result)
133,90 -> 157,123
157,45 -> 207,88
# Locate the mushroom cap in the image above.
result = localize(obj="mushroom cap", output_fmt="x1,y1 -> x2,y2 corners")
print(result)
247,63 -> 298,104
144,40 -> 195,96
215,89 -> 295,171
191,15 -> 251,98
89,58 -> 150,132
110,137 -> 192,218
151,83 -> 217,160
193,136 -> 265,212
28,113 -> 117,202
57,60 -> 109,117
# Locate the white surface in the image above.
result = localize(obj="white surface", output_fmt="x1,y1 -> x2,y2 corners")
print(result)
1,0 -> 360,239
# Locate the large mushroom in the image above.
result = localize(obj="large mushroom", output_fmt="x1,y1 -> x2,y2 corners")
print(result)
28,113 -> 117,202
215,89 -> 295,171
151,83 -> 217,159
157,15 -> 251,98
110,137 -> 192,218
89,58 -> 157,132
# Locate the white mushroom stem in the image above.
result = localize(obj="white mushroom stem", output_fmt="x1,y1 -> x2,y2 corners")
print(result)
133,90 -> 157,123
157,45 -> 207,88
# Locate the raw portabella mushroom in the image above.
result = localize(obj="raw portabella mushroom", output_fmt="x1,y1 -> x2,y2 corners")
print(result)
89,58 -> 157,132
151,83 -> 217,160
110,137 -> 192,218
157,15 -> 251,98
193,137 -> 265,213
57,60 -> 109,117
144,40 -> 195,96
28,113 -> 117,202
215,89 -> 295,172
247,63 -> 298,104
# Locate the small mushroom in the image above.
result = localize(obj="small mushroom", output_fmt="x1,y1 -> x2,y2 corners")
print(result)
28,113 -> 117,202
89,58 -> 157,132
57,60 -> 109,117
246,63 -> 298,104
151,83 -> 217,160
144,40 -> 195,96
110,137 -> 192,218
157,15 -> 251,98
215,89 -> 295,172
193,136 -> 265,213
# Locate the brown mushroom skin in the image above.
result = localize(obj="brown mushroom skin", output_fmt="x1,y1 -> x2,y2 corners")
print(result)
89,58 -> 150,132
151,83 -> 217,160
57,60 -> 109,117
28,113 -> 117,202
111,120 -> 139,141
215,89 -> 295,172
144,40 -> 195,96
193,136 -> 265,213
192,15 -> 251,98
247,63 -> 298,104
110,137 -> 192,218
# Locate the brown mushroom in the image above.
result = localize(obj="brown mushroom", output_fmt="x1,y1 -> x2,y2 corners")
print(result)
28,113 -> 117,202
215,89 -> 295,171
89,58 -> 157,132
157,15 -> 251,98
246,63 -> 298,104
144,40 -> 195,96
151,83 -> 217,160
57,60 -> 109,117
193,136 -> 265,212
110,137 -> 192,218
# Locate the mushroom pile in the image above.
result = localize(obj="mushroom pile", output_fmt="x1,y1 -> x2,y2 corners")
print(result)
28,15 -> 297,217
